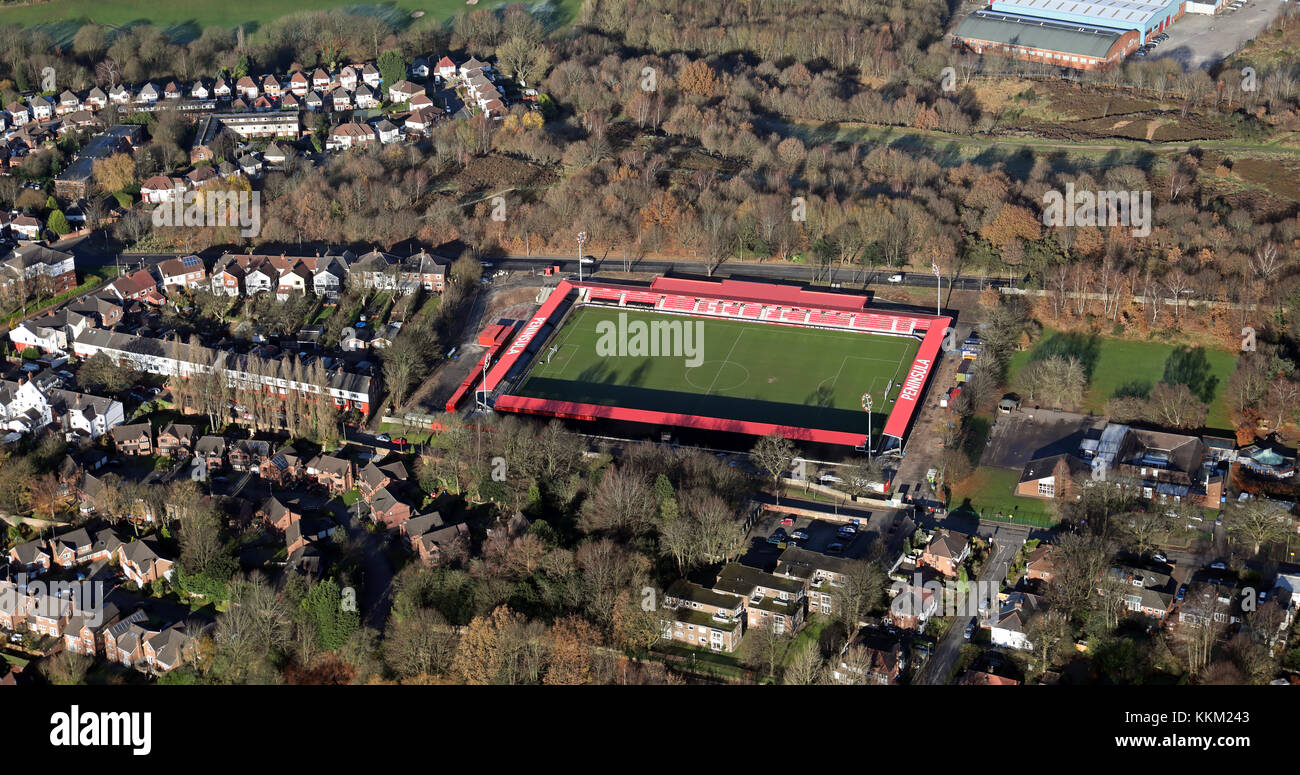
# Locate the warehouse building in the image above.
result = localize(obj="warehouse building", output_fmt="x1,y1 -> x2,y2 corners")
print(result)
952,0 -> 1187,70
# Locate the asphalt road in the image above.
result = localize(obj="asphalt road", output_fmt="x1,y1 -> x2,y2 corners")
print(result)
493,255 -> 1007,293
919,526 -> 1026,685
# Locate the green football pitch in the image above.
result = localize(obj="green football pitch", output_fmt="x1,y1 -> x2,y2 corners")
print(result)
513,305 -> 922,436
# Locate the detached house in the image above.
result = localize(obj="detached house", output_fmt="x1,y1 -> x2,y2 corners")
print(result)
156,422 -> 196,457
832,629 -> 906,685
401,511 -> 469,567
49,525 -> 124,568
29,96 -> 53,121
236,76 -> 259,99
388,80 -> 423,104
260,495 -> 303,533
359,459 -> 407,501
370,486 -> 413,528
920,529 -> 970,578
117,539 -> 176,586
986,592 -> 1042,651
111,423 -> 153,456
8,539 -> 52,576
307,454 -> 355,494
195,435 -> 227,471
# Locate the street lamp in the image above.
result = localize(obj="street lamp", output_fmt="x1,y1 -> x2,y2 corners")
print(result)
576,231 -> 588,282
861,392 -> 873,461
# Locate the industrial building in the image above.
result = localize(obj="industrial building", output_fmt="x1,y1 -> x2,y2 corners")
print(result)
952,0 -> 1189,70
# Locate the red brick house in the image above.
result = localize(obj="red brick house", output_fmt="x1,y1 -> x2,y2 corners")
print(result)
195,435 -> 227,470
110,423 -> 153,456
370,486 -> 412,528
156,422 -> 196,457
1026,544 -> 1056,585
358,459 -> 407,502
920,529 -> 970,579
307,454 -> 355,494
259,496 -> 302,534
401,511 -> 468,566
116,539 -> 175,586
259,444 -> 305,486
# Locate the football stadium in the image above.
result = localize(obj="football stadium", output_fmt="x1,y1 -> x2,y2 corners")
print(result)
471,277 -> 951,449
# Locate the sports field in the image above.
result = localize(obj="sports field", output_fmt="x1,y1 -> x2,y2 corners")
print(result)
513,306 -> 922,438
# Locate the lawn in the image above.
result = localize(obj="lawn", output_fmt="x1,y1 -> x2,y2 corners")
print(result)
1,0 -> 583,45
1007,329 -> 1238,430
515,306 -> 923,439
948,466 -> 1058,528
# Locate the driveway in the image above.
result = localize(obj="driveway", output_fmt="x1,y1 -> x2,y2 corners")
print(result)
918,526 -> 1026,685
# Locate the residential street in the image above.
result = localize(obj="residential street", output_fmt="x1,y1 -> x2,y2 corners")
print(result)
919,525 -> 1026,685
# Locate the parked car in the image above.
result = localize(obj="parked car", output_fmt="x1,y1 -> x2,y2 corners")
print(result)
375,433 -> 391,443
1176,585 -> 1187,602
1152,552 -> 1168,564
887,274 -> 904,283
826,541 -> 845,554
963,622 -> 974,639
791,530 -> 810,541
1210,561 -> 1227,570
393,437 -> 408,447
780,517 -> 794,527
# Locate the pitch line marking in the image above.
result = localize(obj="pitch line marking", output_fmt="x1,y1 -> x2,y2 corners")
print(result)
703,327 -> 746,397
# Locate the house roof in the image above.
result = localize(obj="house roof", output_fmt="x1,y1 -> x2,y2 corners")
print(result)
110,422 -> 151,442
714,563 -> 804,596
1019,453 -> 1090,483
926,529 -> 970,560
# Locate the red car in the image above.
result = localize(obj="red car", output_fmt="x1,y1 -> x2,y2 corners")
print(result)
780,517 -> 794,527
393,437 -> 408,447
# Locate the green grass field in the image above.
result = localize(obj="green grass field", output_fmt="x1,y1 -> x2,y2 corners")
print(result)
0,0 -> 581,46
948,466 -> 1058,528
514,306 -> 922,438
1008,330 -> 1238,430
